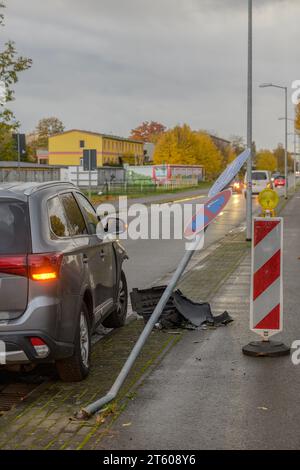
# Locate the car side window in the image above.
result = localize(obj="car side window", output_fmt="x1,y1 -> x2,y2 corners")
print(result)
75,193 -> 99,235
48,196 -> 70,238
60,193 -> 88,236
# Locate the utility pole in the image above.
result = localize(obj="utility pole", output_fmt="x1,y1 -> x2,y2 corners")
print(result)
261,84 -> 288,198
284,86 -> 288,198
246,0 -> 253,241
294,130 -> 297,190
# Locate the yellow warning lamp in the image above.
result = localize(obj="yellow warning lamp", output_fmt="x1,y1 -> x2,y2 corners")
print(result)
258,188 -> 279,217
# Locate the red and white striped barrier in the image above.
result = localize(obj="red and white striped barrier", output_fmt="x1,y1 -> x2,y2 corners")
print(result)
250,217 -> 283,338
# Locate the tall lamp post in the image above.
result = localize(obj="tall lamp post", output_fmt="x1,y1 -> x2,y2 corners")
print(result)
287,133 -> 297,190
279,117 -> 297,189
246,0 -> 253,241
260,83 -> 288,199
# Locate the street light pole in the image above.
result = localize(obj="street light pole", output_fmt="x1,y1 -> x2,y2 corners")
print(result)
291,131 -> 297,190
284,86 -> 288,198
294,131 -> 296,190
246,0 -> 253,241
259,83 -> 288,198
281,117 -> 297,191
287,132 -> 297,189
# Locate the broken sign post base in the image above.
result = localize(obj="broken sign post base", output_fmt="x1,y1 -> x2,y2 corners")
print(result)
242,339 -> 290,357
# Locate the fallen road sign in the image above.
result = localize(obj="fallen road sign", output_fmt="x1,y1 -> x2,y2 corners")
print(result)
184,188 -> 232,238
250,217 -> 283,338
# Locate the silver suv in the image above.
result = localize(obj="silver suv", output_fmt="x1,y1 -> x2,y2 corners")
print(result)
0,182 -> 128,382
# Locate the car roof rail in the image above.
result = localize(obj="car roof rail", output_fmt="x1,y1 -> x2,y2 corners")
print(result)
24,181 -> 76,196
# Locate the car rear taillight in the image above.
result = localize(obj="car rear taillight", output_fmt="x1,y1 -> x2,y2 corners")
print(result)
29,337 -> 50,358
0,253 -> 63,281
0,255 -> 27,277
28,253 -> 63,281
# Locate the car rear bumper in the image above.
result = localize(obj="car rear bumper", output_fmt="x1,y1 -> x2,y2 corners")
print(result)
3,348 -> 29,364
0,332 -> 74,364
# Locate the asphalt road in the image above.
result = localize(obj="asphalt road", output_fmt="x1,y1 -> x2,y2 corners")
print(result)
100,184 -> 300,451
121,191 -> 260,293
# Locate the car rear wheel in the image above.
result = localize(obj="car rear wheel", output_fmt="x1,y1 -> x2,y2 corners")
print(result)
56,302 -> 91,382
102,270 -> 128,328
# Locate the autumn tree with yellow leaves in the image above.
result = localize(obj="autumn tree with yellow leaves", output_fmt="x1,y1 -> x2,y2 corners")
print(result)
153,124 -> 222,180
196,132 -> 223,179
221,144 -> 237,167
256,150 -> 277,172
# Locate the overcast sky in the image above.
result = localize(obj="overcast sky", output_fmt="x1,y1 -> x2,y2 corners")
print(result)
2,0 -> 300,150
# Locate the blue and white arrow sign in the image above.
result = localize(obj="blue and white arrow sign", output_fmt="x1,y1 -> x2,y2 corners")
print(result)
184,189 -> 232,237
208,148 -> 250,198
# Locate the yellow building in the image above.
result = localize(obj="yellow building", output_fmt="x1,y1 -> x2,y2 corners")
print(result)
48,130 -> 144,167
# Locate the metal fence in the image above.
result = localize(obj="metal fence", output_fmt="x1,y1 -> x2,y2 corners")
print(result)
67,166 -> 126,188
0,167 -> 61,183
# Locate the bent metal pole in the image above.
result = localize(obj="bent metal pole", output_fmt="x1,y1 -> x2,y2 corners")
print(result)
76,233 -> 204,419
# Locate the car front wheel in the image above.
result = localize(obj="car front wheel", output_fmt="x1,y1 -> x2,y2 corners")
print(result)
56,302 -> 91,382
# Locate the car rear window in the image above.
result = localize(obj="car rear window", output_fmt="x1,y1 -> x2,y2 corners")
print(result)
252,172 -> 267,180
0,200 -> 30,254
48,196 -> 70,238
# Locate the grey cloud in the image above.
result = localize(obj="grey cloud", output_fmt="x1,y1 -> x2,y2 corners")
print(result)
2,0 -> 300,149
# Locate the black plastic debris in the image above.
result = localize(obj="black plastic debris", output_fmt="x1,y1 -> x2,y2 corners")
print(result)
130,286 -> 233,329
212,310 -> 233,326
130,286 -> 175,321
130,286 -> 184,329
173,290 -> 213,327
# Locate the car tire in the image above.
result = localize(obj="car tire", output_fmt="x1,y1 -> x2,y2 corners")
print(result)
102,270 -> 128,328
56,302 -> 91,382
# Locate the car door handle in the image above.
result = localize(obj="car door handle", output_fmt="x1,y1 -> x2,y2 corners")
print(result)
100,250 -> 106,259
83,254 -> 89,264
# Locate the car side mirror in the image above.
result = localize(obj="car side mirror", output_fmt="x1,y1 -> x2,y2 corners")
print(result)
98,210 -> 108,221
104,217 -> 127,236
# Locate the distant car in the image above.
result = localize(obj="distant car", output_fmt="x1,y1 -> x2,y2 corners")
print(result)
271,172 -> 281,182
244,170 -> 273,197
274,175 -> 286,187
0,182 -> 128,382
230,179 -> 244,194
